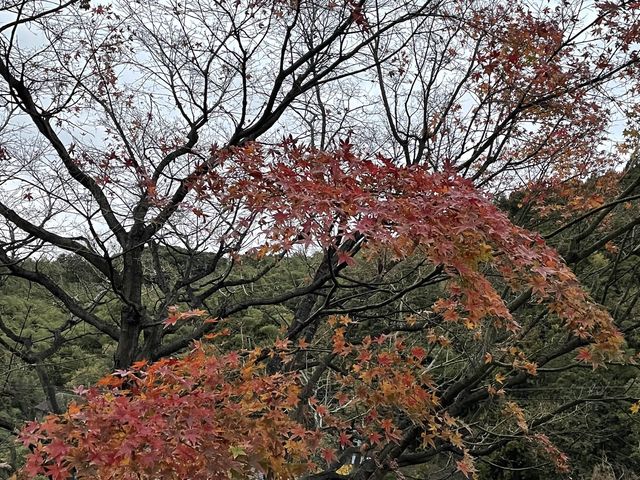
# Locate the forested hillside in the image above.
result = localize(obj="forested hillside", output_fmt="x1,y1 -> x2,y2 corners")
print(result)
0,251 -> 319,475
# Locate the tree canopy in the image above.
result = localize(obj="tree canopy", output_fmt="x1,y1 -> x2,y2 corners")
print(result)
1,0 -> 640,478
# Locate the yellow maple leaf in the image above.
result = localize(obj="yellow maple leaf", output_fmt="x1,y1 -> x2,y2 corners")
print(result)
336,464 -> 354,475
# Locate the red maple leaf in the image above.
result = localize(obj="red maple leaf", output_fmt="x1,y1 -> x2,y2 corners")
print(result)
321,448 -> 338,464
339,431 -> 352,448
575,348 -> 592,363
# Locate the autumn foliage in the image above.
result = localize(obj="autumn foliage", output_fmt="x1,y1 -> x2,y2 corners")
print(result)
208,141 -> 623,356
18,143 -> 624,479
3,0 -> 640,477
20,346 -> 316,480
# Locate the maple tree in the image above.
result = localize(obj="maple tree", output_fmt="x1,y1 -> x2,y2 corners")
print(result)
1,0 -> 640,478
16,144 -> 629,479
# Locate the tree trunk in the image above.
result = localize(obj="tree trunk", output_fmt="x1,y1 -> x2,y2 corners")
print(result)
35,365 -> 61,414
115,307 -> 142,369
141,324 -> 163,360
114,245 -> 144,369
